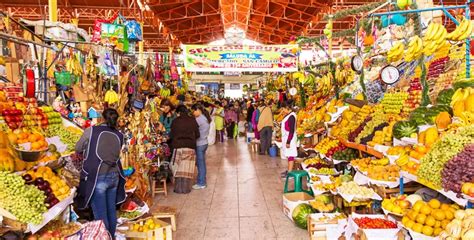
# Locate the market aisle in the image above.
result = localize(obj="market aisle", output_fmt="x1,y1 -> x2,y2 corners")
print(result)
151,138 -> 308,240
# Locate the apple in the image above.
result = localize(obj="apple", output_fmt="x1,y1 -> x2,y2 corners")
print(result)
7,122 -> 17,129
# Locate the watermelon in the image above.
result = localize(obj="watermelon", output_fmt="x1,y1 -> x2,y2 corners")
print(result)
393,120 -> 417,139
436,89 -> 455,105
292,203 -> 314,229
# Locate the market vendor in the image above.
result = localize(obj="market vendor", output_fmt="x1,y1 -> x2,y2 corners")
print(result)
75,108 -> 126,238
280,103 -> 297,178
159,99 -> 176,137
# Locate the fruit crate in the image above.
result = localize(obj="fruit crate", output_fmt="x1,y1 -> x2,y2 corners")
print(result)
307,213 -> 346,240
123,217 -> 172,240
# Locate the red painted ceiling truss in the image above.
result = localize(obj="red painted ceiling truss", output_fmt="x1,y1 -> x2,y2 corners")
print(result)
0,0 -> 471,51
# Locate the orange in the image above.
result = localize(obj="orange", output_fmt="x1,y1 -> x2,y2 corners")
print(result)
416,214 -> 427,224
39,140 -> 48,148
407,210 -> 418,220
420,205 -> 432,215
401,216 -> 410,226
433,210 -> 446,221
31,142 -> 41,150
445,210 -> 454,220
434,228 -> 443,236
428,199 -> 441,209
27,134 -> 38,142
422,226 -> 434,236
425,216 -> 436,227
413,223 -> 424,233
413,201 -> 425,212
406,220 -> 415,229
441,219 -> 450,229
440,203 -> 451,211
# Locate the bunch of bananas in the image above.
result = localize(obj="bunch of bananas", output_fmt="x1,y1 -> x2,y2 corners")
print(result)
423,23 -> 448,56
66,54 -> 83,77
159,87 -> 171,98
85,52 -> 96,76
335,67 -> 355,86
387,42 -> 405,63
447,17 -> 473,41
316,73 -> 333,97
104,89 -> 119,104
404,36 -> 423,62
451,87 -> 474,105
395,153 -> 409,167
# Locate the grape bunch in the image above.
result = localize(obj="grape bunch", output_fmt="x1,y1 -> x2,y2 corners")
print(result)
348,116 -> 372,142
359,122 -> 389,145
355,114 -> 388,144
417,126 -> 474,188
0,171 -> 47,224
46,125 -> 81,152
441,144 -> 474,195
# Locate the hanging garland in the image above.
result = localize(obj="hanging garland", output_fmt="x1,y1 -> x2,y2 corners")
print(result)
322,2 -> 386,21
297,29 -> 356,45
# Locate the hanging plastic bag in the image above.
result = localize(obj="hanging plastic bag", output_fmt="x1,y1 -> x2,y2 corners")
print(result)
125,20 -> 142,42
101,53 -> 117,76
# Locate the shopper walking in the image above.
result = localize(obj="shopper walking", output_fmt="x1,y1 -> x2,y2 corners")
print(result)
225,106 -> 238,139
214,101 -> 225,142
191,103 -> 211,189
247,101 -> 255,133
279,104 -> 298,178
251,102 -> 260,140
204,102 -> 216,146
75,108 -> 126,238
170,105 -> 200,194
257,101 -> 274,155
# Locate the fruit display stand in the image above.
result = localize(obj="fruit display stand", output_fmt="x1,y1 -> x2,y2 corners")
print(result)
344,213 -> 402,240
0,188 -> 76,233
400,171 -> 468,207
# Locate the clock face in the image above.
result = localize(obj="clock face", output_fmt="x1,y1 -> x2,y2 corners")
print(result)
380,65 -> 400,85
351,55 -> 363,73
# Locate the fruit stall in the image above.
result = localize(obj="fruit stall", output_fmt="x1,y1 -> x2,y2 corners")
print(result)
280,2 -> 474,240
0,12 -> 183,239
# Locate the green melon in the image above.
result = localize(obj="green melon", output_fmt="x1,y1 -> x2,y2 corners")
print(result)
292,203 -> 314,229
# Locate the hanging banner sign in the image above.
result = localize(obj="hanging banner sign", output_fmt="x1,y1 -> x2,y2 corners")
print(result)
183,45 -> 299,72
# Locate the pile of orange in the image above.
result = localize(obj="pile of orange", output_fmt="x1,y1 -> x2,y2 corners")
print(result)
12,132 -> 48,150
402,199 -> 458,237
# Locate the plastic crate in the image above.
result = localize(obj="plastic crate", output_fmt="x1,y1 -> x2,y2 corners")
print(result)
124,217 -> 172,240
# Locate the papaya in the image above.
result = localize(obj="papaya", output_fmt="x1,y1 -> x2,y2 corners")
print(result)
435,112 -> 451,129
424,127 -> 439,147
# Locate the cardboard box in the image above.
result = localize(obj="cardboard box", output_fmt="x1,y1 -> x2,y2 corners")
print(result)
282,192 -> 313,221
5,62 -> 20,84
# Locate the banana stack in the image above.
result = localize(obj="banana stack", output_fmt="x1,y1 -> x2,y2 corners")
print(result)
447,17 -> 473,41
404,36 -> 423,62
159,87 -> 171,97
423,22 -> 448,56
317,73 -> 333,97
104,89 -> 119,104
387,42 -> 405,63
85,51 -> 96,76
66,54 -> 83,77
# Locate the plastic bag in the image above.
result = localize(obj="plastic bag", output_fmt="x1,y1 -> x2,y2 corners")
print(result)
125,20 -> 142,41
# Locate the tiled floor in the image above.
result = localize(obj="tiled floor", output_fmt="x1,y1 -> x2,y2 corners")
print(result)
152,139 -> 308,240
